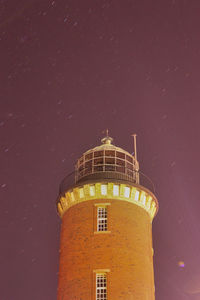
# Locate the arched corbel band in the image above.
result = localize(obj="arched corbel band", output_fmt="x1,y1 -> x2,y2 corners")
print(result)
57,181 -> 158,221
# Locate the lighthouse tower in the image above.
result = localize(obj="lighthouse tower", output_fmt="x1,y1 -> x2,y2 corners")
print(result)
56,135 -> 158,300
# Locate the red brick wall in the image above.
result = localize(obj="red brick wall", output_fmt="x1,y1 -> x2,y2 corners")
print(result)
57,199 -> 155,300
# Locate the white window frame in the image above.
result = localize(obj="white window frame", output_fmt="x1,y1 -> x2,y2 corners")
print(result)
96,273 -> 107,300
97,206 -> 107,232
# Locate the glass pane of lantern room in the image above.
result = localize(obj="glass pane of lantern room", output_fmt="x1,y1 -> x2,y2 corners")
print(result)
105,150 -> 115,157
126,155 -> 133,163
94,166 -> 103,172
94,151 -> 103,157
116,159 -> 125,166
116,151 -> 125,159
105,157 -> 115,165
94,158 -> 103,165
116,166 -> 125,173
85,153 -> 93,161
105,165 -> 115,171
127,162 -> 133,170
79,157 -> 84,164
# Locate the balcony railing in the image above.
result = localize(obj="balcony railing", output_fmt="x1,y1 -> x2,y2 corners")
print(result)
59,168 -> 155,195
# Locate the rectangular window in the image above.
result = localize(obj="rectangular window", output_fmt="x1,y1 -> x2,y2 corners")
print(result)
135,190 -> 139,201
101,184 -> 107,195
97,207 -> 107,231
124,187 -> 130,198
113,184 -> 119,196
96,273 -> 107,300
90,185 -> 95,196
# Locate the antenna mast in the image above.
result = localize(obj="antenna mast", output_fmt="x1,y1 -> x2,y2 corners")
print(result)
131,134 -> 137,161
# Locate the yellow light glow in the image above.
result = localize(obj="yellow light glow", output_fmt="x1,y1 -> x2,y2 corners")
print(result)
70,192 -> 75,202
101,184 -> 107,195
79,188 -> 84,198
135,190 -> 139,201
124,187 -> 130,198
90,185 -> 95,196
58,182 -> 158,220
113,185 -> 119,196
147,197 -> 152,209
142,195 -> 146,205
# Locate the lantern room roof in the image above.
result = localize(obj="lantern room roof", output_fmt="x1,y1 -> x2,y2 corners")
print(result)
82,135 -> 135,160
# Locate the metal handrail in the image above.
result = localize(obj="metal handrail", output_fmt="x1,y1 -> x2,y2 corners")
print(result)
59,168 -> 155,195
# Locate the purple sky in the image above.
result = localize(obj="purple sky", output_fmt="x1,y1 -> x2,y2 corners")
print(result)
1,1 -> 200,299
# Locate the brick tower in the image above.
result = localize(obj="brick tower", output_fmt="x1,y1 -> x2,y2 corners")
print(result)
56,134 -> 158,300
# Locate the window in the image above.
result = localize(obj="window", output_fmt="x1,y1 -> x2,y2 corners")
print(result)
96,274 -> 107,300
124,187 -> 130,198
135,190 -> 139,201
94,203 -> 110,234
85,153 -> 93,160
113,184 -> 119,196
101,184 -> 107,195
97,207 -> 107,231
79,188 -> 84,198
90,185 -> 95,196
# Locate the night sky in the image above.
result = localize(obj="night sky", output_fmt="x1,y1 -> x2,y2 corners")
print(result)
1,1 -> 200,299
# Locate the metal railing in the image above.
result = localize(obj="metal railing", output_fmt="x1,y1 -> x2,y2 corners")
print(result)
59,168 -> 155,195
